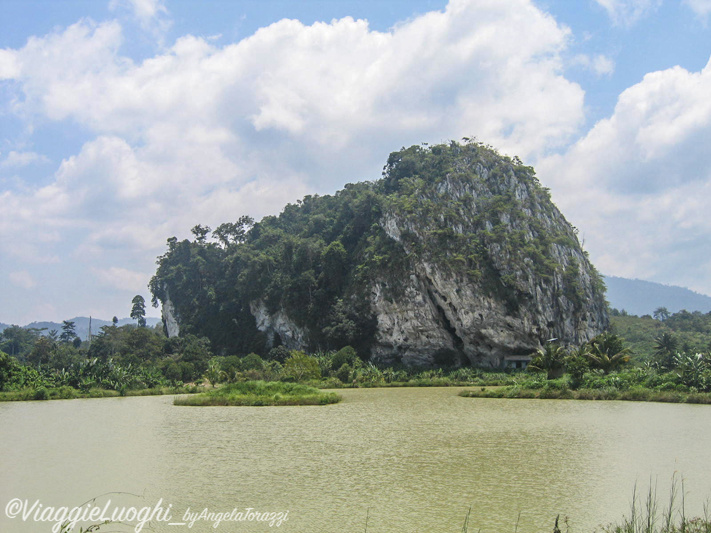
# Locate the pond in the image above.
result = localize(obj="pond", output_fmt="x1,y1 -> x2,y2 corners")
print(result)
1,387 -> 710,532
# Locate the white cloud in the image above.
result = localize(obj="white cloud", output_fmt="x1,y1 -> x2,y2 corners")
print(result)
0,151 -> 49,168
0,0 -> 583,232
108,0 -> 171,37
9,271 -> 36,289
685,0 -> 711,17
538,55 -> 711,295
92,266 -> 148,291
594,0 -> 662,25
572,54 -> 615,76
0,0 -> 593,320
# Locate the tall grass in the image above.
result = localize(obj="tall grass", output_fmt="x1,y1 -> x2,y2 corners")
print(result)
598,477 -> 711,533
174,381 -> 341,406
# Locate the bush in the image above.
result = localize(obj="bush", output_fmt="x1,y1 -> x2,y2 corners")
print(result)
51,386 -> 78,399
283,351 -> 321,382
33,387 -> 49,400
336,363 -> 352,384
268,345 -> 290,364
241,353 -> 265,371
331,346 -> 357,371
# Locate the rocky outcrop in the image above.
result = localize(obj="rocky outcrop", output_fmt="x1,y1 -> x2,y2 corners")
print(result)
250,300 -> 309,350
161,289 -> 180,338
154,141 -> 608,366
367,154 -> 608,366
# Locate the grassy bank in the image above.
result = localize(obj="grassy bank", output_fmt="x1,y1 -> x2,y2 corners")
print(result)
0,384 -> 202,402
173,381 -> 341,406
460,386 -> 711,404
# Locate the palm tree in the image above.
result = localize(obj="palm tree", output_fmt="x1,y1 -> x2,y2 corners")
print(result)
566,343 -> 591,387
586,333 -> 632,374
529,342 -> 567,379
653,332 -> 677,370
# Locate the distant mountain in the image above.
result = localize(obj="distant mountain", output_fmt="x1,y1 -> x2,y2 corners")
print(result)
0,317 -> 161,340
604,276 -> 711,316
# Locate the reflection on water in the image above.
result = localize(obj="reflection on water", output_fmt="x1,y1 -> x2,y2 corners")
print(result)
1,388 -> 710,532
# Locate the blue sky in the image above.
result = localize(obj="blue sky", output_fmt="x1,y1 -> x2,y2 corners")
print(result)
1,0 -> 710,324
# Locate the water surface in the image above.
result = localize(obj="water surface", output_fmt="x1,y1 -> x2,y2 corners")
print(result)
1,388 -> 710,532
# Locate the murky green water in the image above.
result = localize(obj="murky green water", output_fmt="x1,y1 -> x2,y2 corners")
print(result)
1,388 -> 710,532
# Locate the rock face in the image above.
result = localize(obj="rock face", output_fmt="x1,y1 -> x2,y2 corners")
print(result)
364,151 -> 607,366
250,300 -> 308,350
161,289 -> 180,338
153,141 -> 608,366
257,147 -> 605,366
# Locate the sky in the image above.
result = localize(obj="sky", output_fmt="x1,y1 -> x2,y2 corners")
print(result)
1,0 -> 710,325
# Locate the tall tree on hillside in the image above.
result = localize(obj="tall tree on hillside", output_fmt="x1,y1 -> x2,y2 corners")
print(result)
131,295 -> 147,327
653,307 -> 670,321
60,320 -> 77,343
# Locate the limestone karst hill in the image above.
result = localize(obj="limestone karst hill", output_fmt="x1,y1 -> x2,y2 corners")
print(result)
150,140 -> 608,367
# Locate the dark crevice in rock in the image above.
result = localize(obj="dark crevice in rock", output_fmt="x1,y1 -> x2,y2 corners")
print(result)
425,281 -> 465,356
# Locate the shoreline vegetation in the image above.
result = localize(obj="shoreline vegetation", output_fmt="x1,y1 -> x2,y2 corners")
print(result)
2,308 -> 711,405
459,385 -> 711,404
174,381 -> 341,406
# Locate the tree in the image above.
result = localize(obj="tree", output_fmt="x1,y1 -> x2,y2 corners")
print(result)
528,342 -> 567,379
0,326 -> 42,359
27,336 -> 55,366
59,320 -> 78,344
204,358 -> 225,388
653,332 -> 678,370
112,316 -> 119,327
213,216 -> 254,248
283,351 -> 321,381
586,333 -> 632,374
131,295 -> 147,327
190,224 -> 211,244
653,307 -> 670,321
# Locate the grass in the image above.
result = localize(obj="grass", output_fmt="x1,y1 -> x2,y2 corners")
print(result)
0,384 -> 200,402
459,387 -> 711,404
173,380 -> 342,406
596,477 -> 711,533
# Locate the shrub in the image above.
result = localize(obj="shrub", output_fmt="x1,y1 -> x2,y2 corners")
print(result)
51,386 -> 78,399
283,351 -> 321,381
336,363 -> 352,383
331,346 -> 357,371
241,353 -> 265,371
268,345 -> 290,364
33,387 -> 49,400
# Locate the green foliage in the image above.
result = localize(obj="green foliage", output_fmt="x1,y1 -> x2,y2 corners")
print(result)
0,325 -> 43,360
130,295 -> 147,327
174,381 -> 340,406
60,320 -> 78,343
331,345 -> 357,370
283,351 -> 321,381
528,342 -> 567,379
335,363 -> 352,383
587,332 -> 632,374
612,310 -> 711,362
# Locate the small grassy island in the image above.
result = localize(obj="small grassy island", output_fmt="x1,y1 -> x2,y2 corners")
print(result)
173,381 -> 341,406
